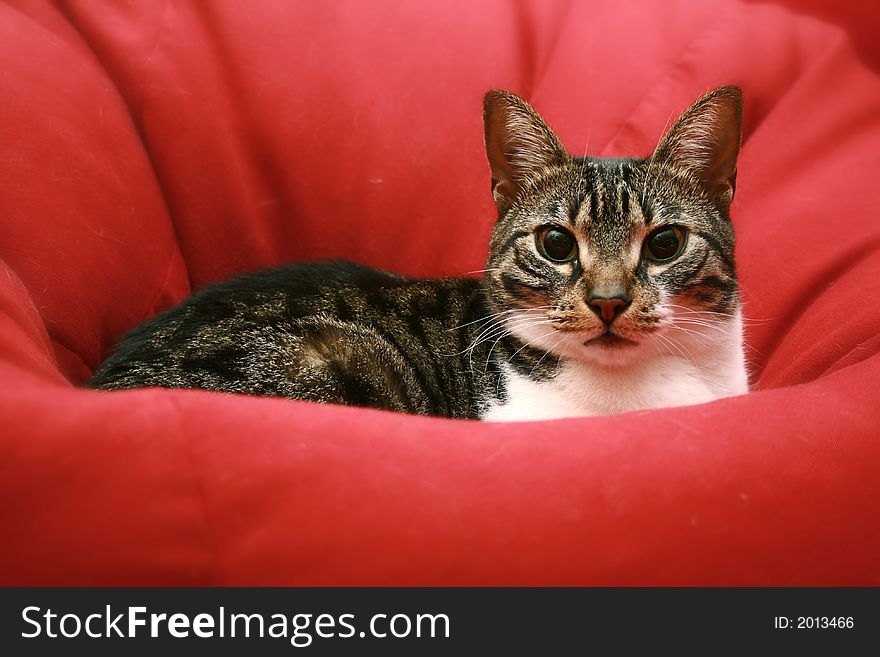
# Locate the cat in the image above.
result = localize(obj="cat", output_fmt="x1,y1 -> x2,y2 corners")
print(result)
88,86 -> 749,421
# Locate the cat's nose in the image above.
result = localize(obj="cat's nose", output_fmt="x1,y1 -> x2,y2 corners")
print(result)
587,287 -> 631,324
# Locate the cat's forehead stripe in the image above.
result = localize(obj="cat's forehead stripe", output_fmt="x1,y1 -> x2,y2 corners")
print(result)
574,191 -> 591,226
568,160 -> 644,256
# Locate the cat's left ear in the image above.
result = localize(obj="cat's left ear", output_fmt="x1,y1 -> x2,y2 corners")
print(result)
483,90 -> 571,213
651,86 -> 743,210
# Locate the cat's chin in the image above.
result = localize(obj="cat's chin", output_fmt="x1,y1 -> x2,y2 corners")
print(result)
547,330 -> 650,368
576,338 -> 647,368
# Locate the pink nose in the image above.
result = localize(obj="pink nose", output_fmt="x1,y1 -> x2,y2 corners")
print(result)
587,296 -> 630,323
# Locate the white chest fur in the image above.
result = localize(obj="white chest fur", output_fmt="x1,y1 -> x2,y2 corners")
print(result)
481,317 -> 749,421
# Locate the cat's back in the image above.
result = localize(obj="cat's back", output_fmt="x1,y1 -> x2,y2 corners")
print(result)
88,260 -> 488,416
174,259 -> 483,337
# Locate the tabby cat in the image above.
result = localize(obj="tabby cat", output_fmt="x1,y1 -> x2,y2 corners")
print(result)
89,87 -> 749,420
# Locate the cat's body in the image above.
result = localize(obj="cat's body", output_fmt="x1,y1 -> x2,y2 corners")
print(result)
90,87 -> 750,419
90,261 -> 502,418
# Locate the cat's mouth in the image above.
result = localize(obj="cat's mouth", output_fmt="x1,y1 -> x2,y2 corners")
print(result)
583,332 -> 639,348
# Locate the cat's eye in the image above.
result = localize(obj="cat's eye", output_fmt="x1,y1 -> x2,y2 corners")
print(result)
643,226 -> 687,262
537,227 -> 577,263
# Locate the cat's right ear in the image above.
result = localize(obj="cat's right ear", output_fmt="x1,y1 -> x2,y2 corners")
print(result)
483,90 -> 570,213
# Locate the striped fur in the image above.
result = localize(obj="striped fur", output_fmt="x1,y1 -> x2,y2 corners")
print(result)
89,88 -> 749,419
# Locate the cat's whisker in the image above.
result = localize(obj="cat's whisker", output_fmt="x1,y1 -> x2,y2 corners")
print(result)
662,307 -> 728,322
671,319 -> 736,335
444,319 -> 510,362
668,324 -> 727,341
656,331 -> 687,359
664,303 -> 774,327
528,333 -> 569,379
674,311 -> 731,324
455,315 -> 553,373
654,331 -> 693,362
663,303 -> 726,316
447,305 -> 552,332
665,310 -> 729,321
483,319 -> 555,370
447,309 -> 518,333
461,267 -> 502,276
463,322 -> 514,369
664,310 -> 744,333
488,320 -> 560,396
574,130 -> 591,202
483,315 -> 552,342
672,313 -> 746,330
447,311 -> 515,331
736,280 -> 760,299
669,333 -> 699,362
672,322 -> 725,332
468,323 -> 517,372
500,327 -> 558,370
651,332 -> 677,359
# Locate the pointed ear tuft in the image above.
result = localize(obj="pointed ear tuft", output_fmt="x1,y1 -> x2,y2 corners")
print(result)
483,90 -> 570,213
651,86 -> 743,209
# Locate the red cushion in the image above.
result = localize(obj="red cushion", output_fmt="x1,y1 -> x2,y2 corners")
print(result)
1,0 -> 879,584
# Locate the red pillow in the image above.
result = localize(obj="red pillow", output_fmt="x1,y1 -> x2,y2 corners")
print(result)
0,0 -> 878,584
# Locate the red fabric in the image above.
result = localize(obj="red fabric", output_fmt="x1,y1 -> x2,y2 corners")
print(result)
1,0 -> 878,585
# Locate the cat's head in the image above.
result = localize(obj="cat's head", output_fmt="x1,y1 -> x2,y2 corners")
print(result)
482,87 -> 743,367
